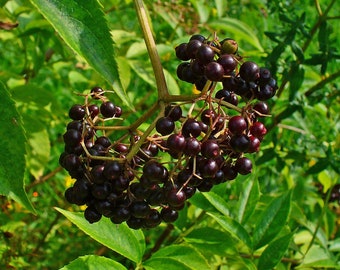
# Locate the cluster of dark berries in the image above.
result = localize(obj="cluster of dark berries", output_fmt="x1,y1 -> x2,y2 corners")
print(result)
176,34 -> 277,101
59,34 -> 277,230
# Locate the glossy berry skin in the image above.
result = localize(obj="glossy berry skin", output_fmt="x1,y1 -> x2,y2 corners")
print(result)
196,45 -> 215,64
166,189 -> 187,207
201,140 -> 220,158
228,116 -> 247,135
84,206 -> 102,223
161,207 -> 179,223
91,86 -> 104,99
235,157 -> 252,175
247,135 -> 261,153
156,116 -> 175,136
239,61 -> 260,82
166,134 -> 186,153
69,104 -> 85,120
217,54 -> 237,74
182,118 -> 202,138
130,201 -> 151,218
205,62 -> 224,81
184,137 -> 201,156
230,135 -> 250,152
165,105 -> 182,121
100,101 -> 116,118
253,102 -> 270,116
186,39 -> 203,59
250,122 -> 267,139
63,129 -> 82,147
175,43 -> 190,61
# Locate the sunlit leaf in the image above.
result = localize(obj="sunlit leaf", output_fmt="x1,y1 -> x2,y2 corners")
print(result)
30,0 -> 132,108
60,255 -> 127,270
144,244 -> 210,270
55,208 -> 145,263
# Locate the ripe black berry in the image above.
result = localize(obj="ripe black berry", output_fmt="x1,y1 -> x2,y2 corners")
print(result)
69,104 -> 85,120
100,101 -> 116,118
235,157 -> 252,175
196,44 -> 215,64
161,207 -> 179,223
84,206 -> 102,223
205,62 -> 224,81
156,116 -> 175,136
166,189 -> 187,207
164,105 -> 182,121
228,116 -> 247,135
239,61 -> 260,82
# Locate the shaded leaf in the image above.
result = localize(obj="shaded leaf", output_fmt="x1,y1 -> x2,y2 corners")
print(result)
30,0 -> 132,108
184,227 -> 236,256
144,244 -> 210,270
258,233 -> 293,270
60,255 -> 127,270
253,191 -> 292,249
305,158 -> 329,175
236,177 -> 260,224
0,82 -> 35,213
207,212 -> 252,249
55,208 -> 145,263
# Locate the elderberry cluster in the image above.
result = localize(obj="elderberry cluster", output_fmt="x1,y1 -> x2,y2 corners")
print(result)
59,33 -> 277,230
176,34 -> 277,101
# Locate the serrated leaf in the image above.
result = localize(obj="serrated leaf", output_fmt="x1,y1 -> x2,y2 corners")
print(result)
202,192 -> 230,216
30,0 -> 132,109
210,18 -> 263,51
0,82 -> 35,213
258,233 -> 293,270
144,244 -> 210,270
55,208 -> 145,263
207,212 -> 252,249
60,255 -> 127,270
253,191 -> 292,249
236,177 -> 260,224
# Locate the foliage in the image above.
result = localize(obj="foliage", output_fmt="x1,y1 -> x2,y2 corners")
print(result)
0,0 -> 339,269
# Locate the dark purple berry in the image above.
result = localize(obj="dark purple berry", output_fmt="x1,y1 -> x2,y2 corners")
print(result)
184,137 -> 201,156
63,129 -> 82,147
161,207 -> 178,223
217,54 -> 237,74
239,61 -> 260,82
166,134 -> 186,153
196,45 -> 215,64
84,206 -> 102,223
201,140 -> 220,158
228,116 -> 247,135
156,116 -> 175,136
100,101 -> 116,118
230,135 -> 250,152
205,62 -> 224,81
175,43 -> 190,61
164,105 -> 182,121
91,86 -> 104,99
235,157 -> 252,175
166,189 -> 187,207
69,104 -> 85,120
182,118 -> 202,138
130,201 -> 151,218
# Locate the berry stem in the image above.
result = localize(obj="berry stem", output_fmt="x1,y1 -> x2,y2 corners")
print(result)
134,0 -> 169,100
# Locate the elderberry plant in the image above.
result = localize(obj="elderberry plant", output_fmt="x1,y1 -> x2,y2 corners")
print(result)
59,33 -> 277,229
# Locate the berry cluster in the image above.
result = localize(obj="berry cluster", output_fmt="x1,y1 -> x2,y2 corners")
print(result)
176,34 -> 277,101
59,33 -> 277,230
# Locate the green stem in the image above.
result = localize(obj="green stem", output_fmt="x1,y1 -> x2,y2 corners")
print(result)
134,0 -> 169,100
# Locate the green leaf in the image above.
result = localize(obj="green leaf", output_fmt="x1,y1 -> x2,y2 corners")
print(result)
257,233 -> 293,270
184,227 -> 236,256
0,82 -> 35,213
236,177 -> 260,224
210,18 -> 263,51
253,191 -> 292,249
30,0 -> 132,109
55,208 -> 145,263
144,244 -> 210,270
60,255 -> 127,270
202,192 -> 230,216
207,212 -> 252,249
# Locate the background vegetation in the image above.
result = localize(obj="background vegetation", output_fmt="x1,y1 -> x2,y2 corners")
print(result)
0,0 -> 339,269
